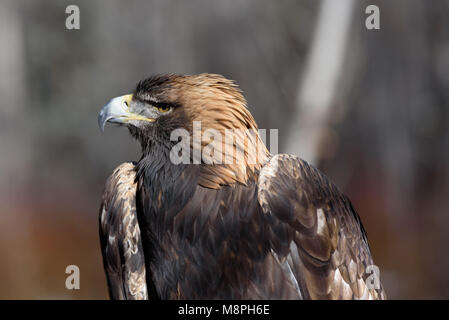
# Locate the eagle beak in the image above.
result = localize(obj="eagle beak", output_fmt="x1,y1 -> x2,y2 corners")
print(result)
98,94 -> 155,131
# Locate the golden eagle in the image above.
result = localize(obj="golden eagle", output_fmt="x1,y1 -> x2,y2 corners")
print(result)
98,73 -> 386,300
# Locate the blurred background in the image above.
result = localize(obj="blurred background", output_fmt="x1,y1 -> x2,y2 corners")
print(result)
0,0 -> 448,299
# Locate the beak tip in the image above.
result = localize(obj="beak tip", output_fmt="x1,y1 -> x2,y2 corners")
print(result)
98,111 -> 106,132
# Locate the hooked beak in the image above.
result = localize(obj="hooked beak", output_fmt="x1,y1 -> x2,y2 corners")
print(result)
98,94 -> 155,131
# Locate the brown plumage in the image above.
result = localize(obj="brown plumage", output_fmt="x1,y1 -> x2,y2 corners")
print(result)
99,162 -> 148,299
98,73 -> 386,300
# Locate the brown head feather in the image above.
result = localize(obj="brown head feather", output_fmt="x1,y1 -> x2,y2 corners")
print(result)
134,73 -> 270,188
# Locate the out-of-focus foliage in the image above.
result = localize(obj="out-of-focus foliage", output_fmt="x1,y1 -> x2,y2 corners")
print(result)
0,0 -> 447,299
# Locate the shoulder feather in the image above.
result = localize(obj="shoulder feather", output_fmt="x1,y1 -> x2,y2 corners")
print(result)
99,162 -> 148,300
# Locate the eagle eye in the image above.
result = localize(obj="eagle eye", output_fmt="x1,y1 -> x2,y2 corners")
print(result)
155,105 -> 172,113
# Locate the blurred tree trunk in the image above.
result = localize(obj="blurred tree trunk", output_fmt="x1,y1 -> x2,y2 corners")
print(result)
285,0 -> 354,164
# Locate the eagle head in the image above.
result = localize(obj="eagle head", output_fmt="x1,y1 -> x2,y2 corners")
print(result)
99,73 -> 269,188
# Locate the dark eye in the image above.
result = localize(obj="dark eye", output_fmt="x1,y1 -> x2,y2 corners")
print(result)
156,105 -> 172,113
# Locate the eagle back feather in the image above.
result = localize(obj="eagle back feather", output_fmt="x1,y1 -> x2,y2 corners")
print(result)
257,154 -> 387,300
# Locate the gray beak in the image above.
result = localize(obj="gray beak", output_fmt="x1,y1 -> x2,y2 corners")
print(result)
98,94 -> 154,131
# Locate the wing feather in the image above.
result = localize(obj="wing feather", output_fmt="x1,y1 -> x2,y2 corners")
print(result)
99,162 -> 148,300
258,154 -> 386,300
